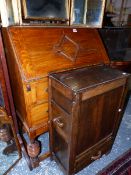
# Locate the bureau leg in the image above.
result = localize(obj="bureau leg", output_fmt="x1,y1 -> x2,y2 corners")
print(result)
27,139 -> 40,168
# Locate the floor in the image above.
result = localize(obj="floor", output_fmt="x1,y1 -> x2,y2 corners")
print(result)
8,95 -> 131,175
0,138 -> 19,175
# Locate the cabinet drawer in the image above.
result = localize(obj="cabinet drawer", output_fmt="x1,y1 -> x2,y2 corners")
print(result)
52,87 -> 72,114
75,136 -> 113,173
31,102 -> 48,127
51,101 -> 71,143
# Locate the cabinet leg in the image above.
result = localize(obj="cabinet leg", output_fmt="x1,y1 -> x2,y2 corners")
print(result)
27,139 -> 41,168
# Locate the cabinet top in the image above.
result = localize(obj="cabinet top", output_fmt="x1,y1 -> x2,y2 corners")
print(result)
49,65 -> 130,92
5,27 -> 109,82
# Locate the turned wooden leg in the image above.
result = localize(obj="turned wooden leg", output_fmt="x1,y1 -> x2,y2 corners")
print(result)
27,139 -> 40,168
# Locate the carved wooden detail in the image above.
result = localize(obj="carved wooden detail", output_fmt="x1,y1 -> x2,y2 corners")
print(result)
54,34 -> 80,62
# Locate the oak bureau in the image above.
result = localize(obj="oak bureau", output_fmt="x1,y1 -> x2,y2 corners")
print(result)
2,26 -> 110,168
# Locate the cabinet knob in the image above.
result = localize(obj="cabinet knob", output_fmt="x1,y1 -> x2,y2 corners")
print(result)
118,108 -> 122,112
53,117 -> 64,128
91,151 -> 102,160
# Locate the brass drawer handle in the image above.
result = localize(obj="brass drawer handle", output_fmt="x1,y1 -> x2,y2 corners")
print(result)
53,118 -> 64,128
91,151 -> 102,160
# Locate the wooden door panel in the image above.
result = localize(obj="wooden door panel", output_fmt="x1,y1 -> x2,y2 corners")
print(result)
76,86 -> 123,155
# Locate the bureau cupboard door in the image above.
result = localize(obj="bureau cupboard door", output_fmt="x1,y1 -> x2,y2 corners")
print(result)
76,86 -> 124,156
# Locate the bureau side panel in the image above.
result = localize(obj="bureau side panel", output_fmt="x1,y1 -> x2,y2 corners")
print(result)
2,28 -> 29,126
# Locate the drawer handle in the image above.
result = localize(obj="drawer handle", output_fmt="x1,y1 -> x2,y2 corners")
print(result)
91,151 -> 102,160
53,118 -> 64,128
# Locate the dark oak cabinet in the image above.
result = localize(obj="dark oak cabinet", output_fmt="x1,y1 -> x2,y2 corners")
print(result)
49,65 -> 129,175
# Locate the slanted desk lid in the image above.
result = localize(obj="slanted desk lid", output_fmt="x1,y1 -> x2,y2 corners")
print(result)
8,27 -> 109,82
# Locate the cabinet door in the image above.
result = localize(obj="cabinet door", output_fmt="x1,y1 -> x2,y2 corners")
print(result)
76,86 -> 124,155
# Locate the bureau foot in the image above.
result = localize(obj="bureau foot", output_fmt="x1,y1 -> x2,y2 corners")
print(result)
27,140 -> 40,168
17,127 -> 50,170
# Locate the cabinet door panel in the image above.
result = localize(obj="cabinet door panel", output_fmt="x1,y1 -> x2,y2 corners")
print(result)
76,86 -> 123,155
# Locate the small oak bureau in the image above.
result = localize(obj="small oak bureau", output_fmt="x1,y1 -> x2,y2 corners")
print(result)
49,65 -> 129,175
2,27 -> 109,167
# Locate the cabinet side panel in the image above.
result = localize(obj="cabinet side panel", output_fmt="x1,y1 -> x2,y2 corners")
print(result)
2,28 -> 28,126
76,86 -> 123,155
53,130 -> 69,171
50,101 -> 70,172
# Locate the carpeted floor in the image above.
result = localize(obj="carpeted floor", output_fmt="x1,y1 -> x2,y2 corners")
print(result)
0,140 -> 19,175
8,95 -> 131,175
97,148 -> 131,175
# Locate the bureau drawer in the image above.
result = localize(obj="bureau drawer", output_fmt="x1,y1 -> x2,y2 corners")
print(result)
31,102 -> 48,127
51,101 -> 71,143
31,78 -> 48,105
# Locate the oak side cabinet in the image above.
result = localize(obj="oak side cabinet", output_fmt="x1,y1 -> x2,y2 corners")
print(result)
48,65 -> 129,175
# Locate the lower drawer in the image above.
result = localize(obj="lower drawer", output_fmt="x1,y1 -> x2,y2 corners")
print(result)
74,135 -> 113,173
